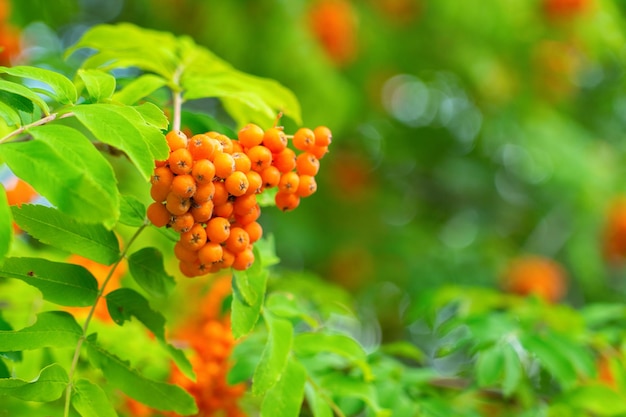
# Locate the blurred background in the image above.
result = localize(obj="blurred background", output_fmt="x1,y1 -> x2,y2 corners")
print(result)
4,0 -> 626,341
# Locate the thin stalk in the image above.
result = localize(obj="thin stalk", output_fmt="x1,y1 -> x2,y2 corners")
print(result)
306,375 -> 347,417
0,112 -> 74,144
172,65 -> 184,132
63,222 -> 148,417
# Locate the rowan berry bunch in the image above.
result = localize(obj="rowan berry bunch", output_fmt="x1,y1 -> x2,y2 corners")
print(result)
146,122 -> 332,277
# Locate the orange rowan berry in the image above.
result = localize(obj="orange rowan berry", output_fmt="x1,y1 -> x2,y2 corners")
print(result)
154,159 -> 167,168
297,175 -> 317,197
313,126 -> 333,146
237,123 -> 265,148
245,171 -> 263,195
147,202 -> 171,227
244,221 -> 263,243
272,147 -> 297,173
199,242 -> 224,265
261,165 -> 281,189
214,152 -> 236,179
169,148 -> 193,175
233,193 -> 258,215
194,181 -> 216,203
180,223 -> 208,251
225,171 -> 249,197
166,130 -> 188,151
213,201 -> 234,219
216,135 -> 234,154
262,127 -> 288,153
165,192 -> 191,216
190,200 -> 214,223
150,181 -> 171,203
188,134 -> 219,161
219,248 -> 236,269
179,260 -> 200,278
296,152 -> 320,176
275,191 -> 300,211
212,181 -> 230,206
232,152 -> 252,173
292,127 -> 316,151
170,212 -> 195,233
171,174 -> 197,199
232,247 -> 255,271
234,204 -> 261,226
231,140 -> 244,153
151,166 -> 174,186
192,159 -> 216,185
206,217 -> 231,243
174,240 -> 200,263
225,227 -> 250,253
310,144 -> 329,159
247,145 -> 273,172
278,171 -> 300,194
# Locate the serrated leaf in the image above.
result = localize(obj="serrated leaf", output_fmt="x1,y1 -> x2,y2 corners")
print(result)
0,258 -> 98,306
112,74 -> 168,105
77,69 -> 116,102
2,124 -> 120,228
476,345 -> 504,387
501,343 -> 522,397
72,104 -> 158,181
0,363 -> 68,402
12,204 -> 120,265
72,379 -> 119,417
85,337 -> 197,414
128,247 -> 175,298
231,266 -> 268,339
305,382 -> 333,417
0,100 -> 21,126
0,79 -> 49,115
563,384 -> 626,415
252,313 -> 294,396
0,185 -> 11,264
0,65 -> 77,104
119,195 -> 146,227
0,311 -> 82,351
134,102 -> 169,130
261,357 -> 306,417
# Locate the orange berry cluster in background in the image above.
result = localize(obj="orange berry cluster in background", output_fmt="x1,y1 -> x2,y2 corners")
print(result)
147,123 -> 331,277
0,0 -> 21,66
500,255 -> 568,303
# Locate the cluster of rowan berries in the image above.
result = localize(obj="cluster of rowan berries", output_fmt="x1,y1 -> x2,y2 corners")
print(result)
146,123 -> 331,277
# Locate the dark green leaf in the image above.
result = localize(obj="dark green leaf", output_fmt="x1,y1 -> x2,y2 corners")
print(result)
0,100 -> 21,126
0,363 -> 68,402
0,185 -> 12,264
128,247 -> 175,298
2,124 -> 120,228
0,90 -> 34,114
231,266 -> 268,339
112,74 -> 168,105
0,360 -> 9,378
85,336 -> 197,414
252,313 -> 294,396
0,65 -> 77,104
563,384 -> 626,415
0,79 -> 49,115
119,195 -> 146,227
0,311 -> 82,351
12,204 -> 120,265
476,345 -> 504,387
72,378 -> 119,417
0,257 -> 98,306
77,69 -> 116,102
261,357 -> 306,417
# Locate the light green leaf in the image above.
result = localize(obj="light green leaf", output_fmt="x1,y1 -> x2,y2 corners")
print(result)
0,65 -> 77,104
266,292 -> 318,329
0,363 -> 68,402
0,258 -> 98,307
0,100 -> 21,126
0,79 -> 49,115
0,313 -> 22,363
261,357 -> 306,417
0,311 -> 82,351
2,124 -> 120,228
501,343 -> 522,397
128,247 -> 175,298
252,313 -> 294,396
112,74 -> 168,105
231,266 -> 268,339
12,204 -> 120,265
563,384 -> 626,415
119,195 -> 146,227
85,336 -> 197,415
521,333 -> 578,388
305,382 -> 333,417
318,374 -> 391,417
228,331 -> 266,385
0,185 -> 12,264
77,69 -> 116,102
72,379 -> 119,417
476,345 -> 504,387
378,341 -> 425,363
134,102 -> 169,130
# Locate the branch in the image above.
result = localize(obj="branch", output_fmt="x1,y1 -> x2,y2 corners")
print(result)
0,112 -> 74,144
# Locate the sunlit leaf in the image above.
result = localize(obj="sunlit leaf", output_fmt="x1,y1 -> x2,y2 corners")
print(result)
72,379 -> 119,417
501,343 -> 523,397
0,311 -> 82,351
0,79 -> 49,115
305,382 -> 333,417
0,363 -> 68,402
0,100 -> 21,126
112,74 -> 168,105
562,384 -> 626,415
231,266 -> 268,339
0,65 -> 77,104
476,345 -> 504,387
0,185 -> 11,264
260,357 -> 306,417
118,195 -> 146,227
252,313 -> 294,396
77,69 -> 116,102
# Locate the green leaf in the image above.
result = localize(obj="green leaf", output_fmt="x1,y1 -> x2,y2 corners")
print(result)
112,74 -> 168,105
305,382 -> 333,417
261,357 -> 306,417
0,313 -> 22,362
0,65 -> 77,104
105,288 -> 194,381
12,204 -> 120,265
0,79 -> 50,115
0,360 -> 9,378
0,363 -> 68,402
0,258 -> 98,307
228,331 -> 266,385
72,104 -> 158,181
119,195 -> 146,227
0,185 -> 12,264
501,342 -> 523,397
476,345 -> 504,387
134,102 -> 169,130
72,379 -> 119,417
85,336 -> 197,415
252,313 -> 294,396
0,311 -> 82,351
266,292 -> 318,328
0,89 -> 34,114
521,333 -> 578,388
128,247 -> 175,298
231,266 -> 268,339
0,100 -> 21,126
378,341 -> 425,363
2,124 -> 120,228
77,69 -> 116,102
562,384 -> 626,415
318,373 -> 391,417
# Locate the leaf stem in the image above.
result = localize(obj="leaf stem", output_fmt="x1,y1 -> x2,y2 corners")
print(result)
0,112 -> 74,144
63,222 -> 148,417
172,66 -> 184,132
306,375 -> 347,417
